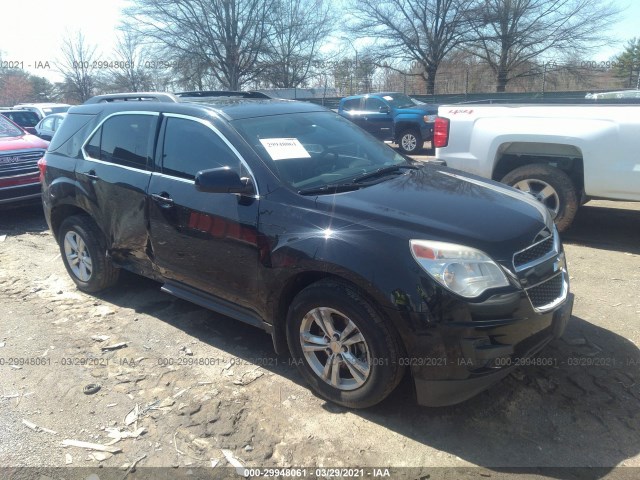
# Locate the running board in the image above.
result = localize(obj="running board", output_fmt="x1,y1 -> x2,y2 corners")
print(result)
161,281 -> 268,332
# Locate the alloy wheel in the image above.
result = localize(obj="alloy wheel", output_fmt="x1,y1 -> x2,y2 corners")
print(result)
513,178 -> 561,219
63,231 -> 93,282
299,307 -> 371,391
401,133 -> 418,152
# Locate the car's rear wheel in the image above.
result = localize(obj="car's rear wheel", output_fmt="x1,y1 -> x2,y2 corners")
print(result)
397,128 -> 423,154
58,215 -> 119,292
286,279 -> 404,408
501,163 -> 578,232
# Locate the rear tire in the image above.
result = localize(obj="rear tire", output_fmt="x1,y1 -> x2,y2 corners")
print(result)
501,163 -> 578,232
58,215 -> 119,292
286,279 -> 405,408
397,128 -> 423,154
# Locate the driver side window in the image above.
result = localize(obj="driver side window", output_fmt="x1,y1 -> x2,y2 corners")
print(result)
161,117 -> 239,180
364,98 -> 387,112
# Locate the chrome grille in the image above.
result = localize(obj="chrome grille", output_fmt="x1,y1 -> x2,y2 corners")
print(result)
513,236 -> 554,268
0,150 -> 45,175
526,274 -> 564,309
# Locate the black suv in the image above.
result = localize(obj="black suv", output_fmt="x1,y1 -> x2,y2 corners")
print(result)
41,92 -> 573,408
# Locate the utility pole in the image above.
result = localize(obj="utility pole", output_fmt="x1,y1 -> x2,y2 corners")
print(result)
341,37 -> 358,94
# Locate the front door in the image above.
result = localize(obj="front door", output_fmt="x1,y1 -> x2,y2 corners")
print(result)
361,97 -> 393,141
147,114 -> 260,310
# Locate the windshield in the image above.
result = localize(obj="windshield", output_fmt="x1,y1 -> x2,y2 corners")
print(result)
3,111 -> 40,127
0,115 -> 25,137
233,111 -> 409,191
381,93 -> 419,109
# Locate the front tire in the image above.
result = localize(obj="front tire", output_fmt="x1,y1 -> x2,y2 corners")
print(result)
501,163 -> 579,232
58,215 -> 119,292
286,279 -> 405,408
397,128 -> 423,154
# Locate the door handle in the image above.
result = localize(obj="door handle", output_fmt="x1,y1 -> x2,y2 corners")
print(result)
151,192 -> 174,206
82,170 -> 99,180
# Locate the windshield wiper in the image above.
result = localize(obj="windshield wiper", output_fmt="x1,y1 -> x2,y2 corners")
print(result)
298,183 -> 365,196
351,164 -> 419,183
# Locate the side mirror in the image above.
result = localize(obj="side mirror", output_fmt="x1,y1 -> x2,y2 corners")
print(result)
379,106 -> 390,114
195,167 -> 253,195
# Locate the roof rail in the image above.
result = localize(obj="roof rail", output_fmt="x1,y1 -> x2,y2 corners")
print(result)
83,92 -> 179,104
175,90 -> 271,99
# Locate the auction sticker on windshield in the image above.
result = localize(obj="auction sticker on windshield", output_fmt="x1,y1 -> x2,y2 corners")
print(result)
259,138 -> 311,160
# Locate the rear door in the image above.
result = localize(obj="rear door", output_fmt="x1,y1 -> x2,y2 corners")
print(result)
78,112 -> 158,262
147,114 -> 260,309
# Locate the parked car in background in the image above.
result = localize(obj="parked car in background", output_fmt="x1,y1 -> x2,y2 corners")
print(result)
338,92 -> 438,154
585,90 -> 640,100
13,103 -> 71,120
434,104 -> 640,231
0,109 -> 41,135
35,113 -> 67,141
0,114 -> 48,205
41,91 -> 572,408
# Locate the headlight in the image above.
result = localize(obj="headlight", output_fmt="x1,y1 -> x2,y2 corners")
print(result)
423,115 -> 437,123
410,240 -> 509,298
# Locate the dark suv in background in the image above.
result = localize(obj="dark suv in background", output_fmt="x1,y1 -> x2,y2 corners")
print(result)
41,92 -> 572,408
0,109 -> 41,135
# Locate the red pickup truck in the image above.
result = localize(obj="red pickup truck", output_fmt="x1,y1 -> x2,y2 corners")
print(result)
0,114 -> 48,205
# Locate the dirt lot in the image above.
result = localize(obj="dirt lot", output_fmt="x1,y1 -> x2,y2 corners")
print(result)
0,199 -> 639,479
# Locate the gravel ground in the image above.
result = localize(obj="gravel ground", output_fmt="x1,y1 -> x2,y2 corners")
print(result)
0,199 -> 638,480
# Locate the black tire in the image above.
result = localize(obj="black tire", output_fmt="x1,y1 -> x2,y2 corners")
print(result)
286,279 -> 405,408
58,215 -> 119,292
501,163 -> 579,232
397,128 -> 423,154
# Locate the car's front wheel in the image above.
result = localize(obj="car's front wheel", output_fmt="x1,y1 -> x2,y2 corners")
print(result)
58,215 -> 119,292
397,128 -> 423,154
286,279 -> 405,408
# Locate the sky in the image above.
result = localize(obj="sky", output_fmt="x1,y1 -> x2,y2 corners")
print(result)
0,0 -> 638,83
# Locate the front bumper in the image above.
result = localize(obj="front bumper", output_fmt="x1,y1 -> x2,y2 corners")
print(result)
0,182 -> 41,205
410,293 -> 573,407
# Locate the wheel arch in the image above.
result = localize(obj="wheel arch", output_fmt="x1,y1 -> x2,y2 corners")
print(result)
51,204 -> 97,239
269,270 -> 395,356
394,121 -> 420,139
492,142 -> 585,196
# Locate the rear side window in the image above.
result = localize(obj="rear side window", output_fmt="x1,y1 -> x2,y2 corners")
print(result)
341,98 -> 361,111
49,113 -> 96,155
5,111 -> 40,127
85,114 -> 156,170
161,117 -> 239,180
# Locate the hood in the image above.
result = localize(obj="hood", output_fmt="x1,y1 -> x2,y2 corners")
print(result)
315,165 -> 551,262
395,104 -> 438,115
0,133 -> 49,151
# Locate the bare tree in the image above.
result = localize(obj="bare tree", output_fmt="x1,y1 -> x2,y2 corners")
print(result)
469,0 -> 621,92
57,31 -> 98,102
350,0 -> 477,94
0,72 -> 35,105
262,0 -> 334,88
102,27 -> 154,92
127,0 -> 275,90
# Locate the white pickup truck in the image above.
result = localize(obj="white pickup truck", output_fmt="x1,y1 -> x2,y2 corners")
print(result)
434,105 -> 640,231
